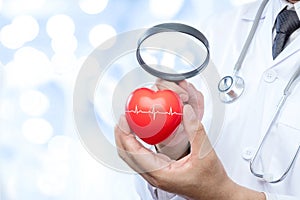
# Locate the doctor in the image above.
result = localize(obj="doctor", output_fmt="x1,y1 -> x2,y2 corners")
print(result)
115,0 -> 300,199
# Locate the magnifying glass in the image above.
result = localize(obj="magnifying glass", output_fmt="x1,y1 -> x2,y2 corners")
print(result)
136,23 -> 210,81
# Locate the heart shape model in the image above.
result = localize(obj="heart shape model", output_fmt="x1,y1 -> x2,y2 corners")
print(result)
125,88 -> 183,145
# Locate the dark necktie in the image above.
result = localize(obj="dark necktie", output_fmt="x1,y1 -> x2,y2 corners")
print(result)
272,8 -> 300,59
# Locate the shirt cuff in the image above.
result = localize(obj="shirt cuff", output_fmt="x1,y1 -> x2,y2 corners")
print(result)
147,184 -> 179,200
264,192 -> 298,200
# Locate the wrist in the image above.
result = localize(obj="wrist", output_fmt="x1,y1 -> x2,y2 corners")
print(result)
202,176 -> 266,200
227,180 -> 266,200
155,125 -> 190,160
155,141 -> 190,160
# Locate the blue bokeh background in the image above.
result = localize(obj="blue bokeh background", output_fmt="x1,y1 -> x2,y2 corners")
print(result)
0,0 -> 252,199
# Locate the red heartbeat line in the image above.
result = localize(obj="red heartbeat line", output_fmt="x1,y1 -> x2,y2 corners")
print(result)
126,105 -> 182,120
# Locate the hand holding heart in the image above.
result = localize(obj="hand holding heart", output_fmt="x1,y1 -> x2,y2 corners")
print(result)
115,80 -> 266,200
125,79 -> 204,159
152,79 -> 204,160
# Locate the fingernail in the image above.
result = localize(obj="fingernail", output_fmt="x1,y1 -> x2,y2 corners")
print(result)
180,94 -> 188,102
184,105 -> 196,121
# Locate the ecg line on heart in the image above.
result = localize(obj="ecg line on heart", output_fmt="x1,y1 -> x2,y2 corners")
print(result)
126,105 -> 182,120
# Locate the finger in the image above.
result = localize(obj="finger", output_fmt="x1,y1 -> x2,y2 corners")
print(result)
181,82 -> 204,120
157,124 -> 185,147
177,79 -> 189,89
114,115 -> 171,173
114,116 -> 146,173
188,83 -> 204,120
155,79 -> 189,102
151,84 -> 158,91
182,104 -> 208,157
155,124 -> 190,160
115,122 -> 173,186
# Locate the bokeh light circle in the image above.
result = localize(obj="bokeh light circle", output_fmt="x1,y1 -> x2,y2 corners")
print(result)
51,35 -> 78,54
0,15 -> 39,49
89,24 -> 116,48
0,24 -> 23,49
19,90 -> 50,116
46,14 -> 75,39
79,0 -> 109,15
22,118 -> 53,144
149,0 -> 184,19
13,15 -> 39,42
5,47 -> 52,87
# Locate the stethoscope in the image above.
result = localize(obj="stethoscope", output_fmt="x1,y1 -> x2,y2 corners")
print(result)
136,0 -> 300,183
218,0 -> 300,183
218,0 -> 269,103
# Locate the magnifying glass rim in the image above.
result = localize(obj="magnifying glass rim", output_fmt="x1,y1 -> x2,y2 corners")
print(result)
136,23 -> 210,82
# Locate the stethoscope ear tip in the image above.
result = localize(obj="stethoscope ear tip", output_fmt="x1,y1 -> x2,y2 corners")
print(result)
218,75 -> 245,103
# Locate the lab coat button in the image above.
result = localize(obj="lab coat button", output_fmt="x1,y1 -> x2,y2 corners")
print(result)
264,69 -> 277,83
242,147 -> 255,160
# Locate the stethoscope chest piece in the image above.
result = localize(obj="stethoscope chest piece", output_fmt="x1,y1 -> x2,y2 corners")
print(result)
218,75 -> 245,103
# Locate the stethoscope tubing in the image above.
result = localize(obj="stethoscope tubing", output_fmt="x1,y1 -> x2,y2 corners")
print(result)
135,0 -> 300,183
233,0 -> 270,74
250,91 -> 300,183
217,0 -> 270,103
244,0 -> 300,182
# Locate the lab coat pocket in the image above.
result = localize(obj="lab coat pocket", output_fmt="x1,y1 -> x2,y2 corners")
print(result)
276,99 -> 300,180
275,99 -> 300,164
278,100 -> 300,131
254,100 -> 300,183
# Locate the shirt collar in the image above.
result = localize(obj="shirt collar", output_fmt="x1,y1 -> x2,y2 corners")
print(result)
241,0 -> 300,21
270,0 -> 300,31
294,1 -> 300,20
279,0 -> 300,20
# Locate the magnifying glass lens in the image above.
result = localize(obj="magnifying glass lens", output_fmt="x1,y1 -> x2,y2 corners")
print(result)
136,23 -> 210,81
139,32 -> 208,75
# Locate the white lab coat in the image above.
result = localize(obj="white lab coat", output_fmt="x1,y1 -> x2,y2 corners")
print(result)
135,0 -> 300,199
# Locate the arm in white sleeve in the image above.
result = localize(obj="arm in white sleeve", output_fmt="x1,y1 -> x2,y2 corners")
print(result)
135,175 -> 186,200
135,176 -> 299,200
264,193 -> 298,200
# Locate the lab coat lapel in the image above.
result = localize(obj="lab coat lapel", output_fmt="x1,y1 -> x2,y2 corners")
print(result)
241,0 -> 300,68
257,38 -> 300,158
260,27 -> 300,142
241,0 -> 273,66
239,0 -> 299,143
235,3 -> 276,148
271,36 -> 300,67
241,0 -> 268,21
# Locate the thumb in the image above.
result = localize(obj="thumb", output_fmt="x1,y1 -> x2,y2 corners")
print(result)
183,104 -> 207,156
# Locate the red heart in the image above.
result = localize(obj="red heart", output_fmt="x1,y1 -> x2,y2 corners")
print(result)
125,88 -> 183,145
